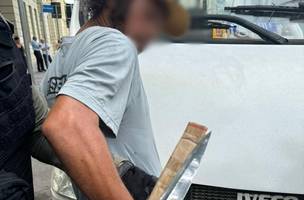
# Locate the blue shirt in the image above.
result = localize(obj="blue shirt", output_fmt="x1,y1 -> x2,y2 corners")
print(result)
31,40 -> 40,51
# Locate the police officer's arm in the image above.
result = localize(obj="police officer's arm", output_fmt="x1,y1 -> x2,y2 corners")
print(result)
42,95 -> 133,200
30,86 -> 63,169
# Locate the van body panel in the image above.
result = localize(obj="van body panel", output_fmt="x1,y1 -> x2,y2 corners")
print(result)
139,43 -> 304,194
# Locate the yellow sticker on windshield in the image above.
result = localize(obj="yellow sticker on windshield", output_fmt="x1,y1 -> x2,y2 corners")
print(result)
212,28 -> 229,39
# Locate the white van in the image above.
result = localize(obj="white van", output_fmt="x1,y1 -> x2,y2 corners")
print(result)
51,1 -> 304,199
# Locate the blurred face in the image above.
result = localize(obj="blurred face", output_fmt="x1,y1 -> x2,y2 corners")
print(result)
124,0 -> 165,52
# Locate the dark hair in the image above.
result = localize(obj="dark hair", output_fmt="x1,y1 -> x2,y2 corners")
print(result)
79,0 -> 131,30
152,0 -> 169,19
14,36 -> 20,41
80,0 -> 168,31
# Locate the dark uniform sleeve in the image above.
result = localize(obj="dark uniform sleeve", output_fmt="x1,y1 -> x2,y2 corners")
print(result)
30,86 -> 63,170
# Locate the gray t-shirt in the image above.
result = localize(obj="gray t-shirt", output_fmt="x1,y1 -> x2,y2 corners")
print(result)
41,26 -> 161,176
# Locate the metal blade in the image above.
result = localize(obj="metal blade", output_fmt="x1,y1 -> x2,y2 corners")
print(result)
161,132 -> 212,200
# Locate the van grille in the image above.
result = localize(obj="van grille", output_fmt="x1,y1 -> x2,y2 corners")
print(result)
184,184 -> 304,200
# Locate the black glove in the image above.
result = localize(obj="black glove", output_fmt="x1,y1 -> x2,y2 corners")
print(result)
118,161 -> 158,200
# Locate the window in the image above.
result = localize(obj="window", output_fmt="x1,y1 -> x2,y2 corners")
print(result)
51,2 -> 62,19
66,4 -> 73,28
173,0 -> 304,44
28,5 -> 37,38
34,8 -> 41,39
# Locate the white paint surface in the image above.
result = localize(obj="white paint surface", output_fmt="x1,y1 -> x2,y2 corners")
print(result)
139,43 -> 304,194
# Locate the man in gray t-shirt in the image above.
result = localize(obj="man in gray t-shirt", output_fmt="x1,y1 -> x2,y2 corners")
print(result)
40,0 -> 189,199
42,27 -> 161,175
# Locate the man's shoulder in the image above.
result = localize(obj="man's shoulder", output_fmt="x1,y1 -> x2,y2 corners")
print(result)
77,26 -> 136,53
80,26 -> 128,40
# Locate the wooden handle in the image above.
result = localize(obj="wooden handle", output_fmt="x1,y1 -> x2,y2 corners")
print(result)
148,122 -> 208,200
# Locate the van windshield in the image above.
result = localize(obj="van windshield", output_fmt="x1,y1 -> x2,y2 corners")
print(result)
176,0 -> 304,44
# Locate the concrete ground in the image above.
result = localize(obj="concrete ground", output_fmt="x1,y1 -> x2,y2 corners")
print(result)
32,71 -> 53,199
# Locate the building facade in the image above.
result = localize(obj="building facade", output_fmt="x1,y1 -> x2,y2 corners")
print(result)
0,0 -> 70,55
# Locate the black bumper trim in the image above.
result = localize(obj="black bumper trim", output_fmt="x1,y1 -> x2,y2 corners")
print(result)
184,184 -> 304,200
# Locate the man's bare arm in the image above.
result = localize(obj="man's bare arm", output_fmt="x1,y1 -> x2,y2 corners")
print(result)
42,95 -> 133,200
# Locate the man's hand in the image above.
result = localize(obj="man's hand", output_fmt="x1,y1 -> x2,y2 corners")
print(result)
42,95 -> 133,200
